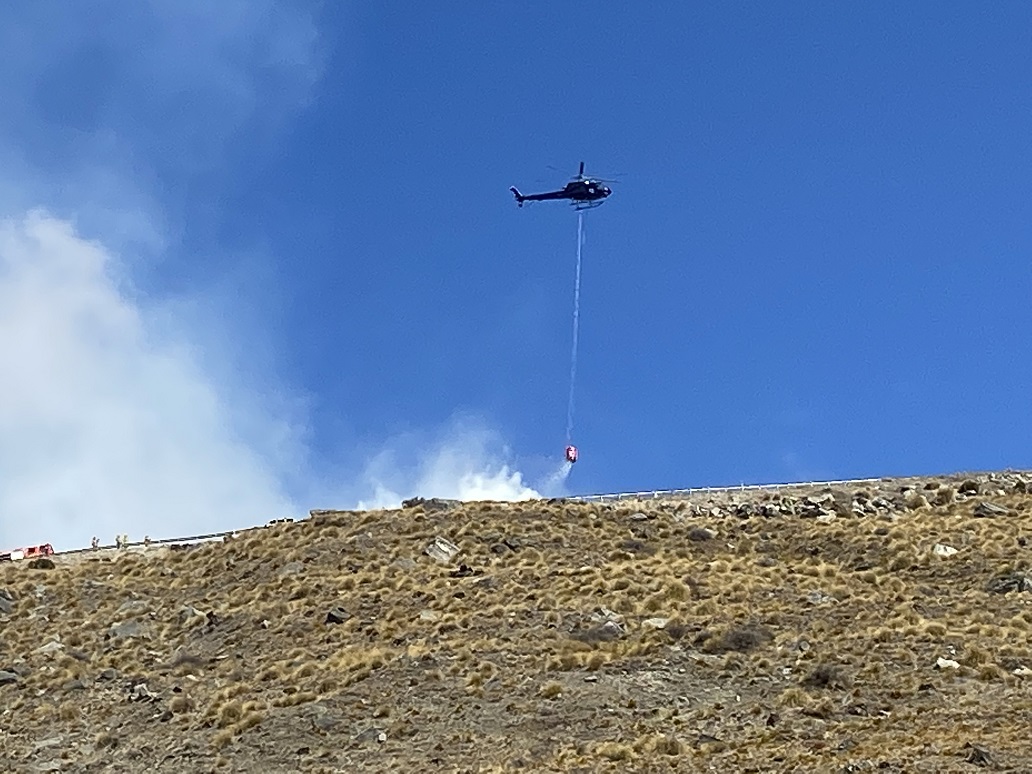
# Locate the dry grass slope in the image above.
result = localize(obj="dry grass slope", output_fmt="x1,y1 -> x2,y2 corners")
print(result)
2,470 -> 1032,772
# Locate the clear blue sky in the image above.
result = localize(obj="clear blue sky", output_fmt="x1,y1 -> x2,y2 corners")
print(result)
1,3 -> 1030,547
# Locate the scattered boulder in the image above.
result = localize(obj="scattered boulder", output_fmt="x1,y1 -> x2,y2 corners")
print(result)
27,557 -> 55,570
688,527 -> 715,542
108,620 -> 148,640
963,743 -> 993,768
0,589 -> 13,616
35,641 -> 64,656
936,657 -> 960,670
806,590 -> 835,605
590,607 -> 624,625
356,727 -> 387,744
958,479 -> 980,495
0,670 -> 19,686
933,543 -> 959,558
974,501 -> 1012,518
425,537 -> 460,564
178,606 -> 207,626
449,564 -> 482,578
128,683 -> 158,703
403,497 -> 459,512
325,606 -> 351,625
643,617 -> 669,630
903,490 -> 930,510
278,561 -> 304,576
117,600 -> 148,616
572,620 -> 624,644
986,572 -> 1032,594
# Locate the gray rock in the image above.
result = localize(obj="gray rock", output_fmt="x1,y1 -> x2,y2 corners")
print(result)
325,606 -> 351,625
0,670 -> 21,685
129,683 -> 157,702
903,490 -> 930,510
108,620 -> 148,639
974,501 -> 1011,518
425,536 -> 460,564
35,641 -> 64,656
987,572 -> 1032,594
278,561 -> 304,576
958,479 -> 980,495
403,497 -> 459,512
589,606 -> 624,625
964,743 -> 992,768
117,600 -> 148,615
0,596 -> 13,616
178,605 -> 206,625
574,620 -> 624,643
688,527 -> 715,542
313,714 -> 339,731
806,590 -> 835,605
356,727 -> 387,743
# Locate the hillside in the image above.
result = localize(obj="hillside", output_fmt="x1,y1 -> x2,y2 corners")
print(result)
3,470 -> 1032,772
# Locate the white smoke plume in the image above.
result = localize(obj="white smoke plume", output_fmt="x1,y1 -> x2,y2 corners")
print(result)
0,5 -> 561,553
0,210 -> 298,550
0,211 -> 554,551
354,416 -> 542,509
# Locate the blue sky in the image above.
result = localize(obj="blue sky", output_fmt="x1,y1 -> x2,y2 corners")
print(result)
1,3 -> 1030,548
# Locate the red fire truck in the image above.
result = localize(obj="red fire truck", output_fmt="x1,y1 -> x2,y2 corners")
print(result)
0,543 -> 55,562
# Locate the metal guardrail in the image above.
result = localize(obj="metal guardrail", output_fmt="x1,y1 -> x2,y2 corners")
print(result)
33,475 -> 913,557
50,525 -> 271,558
569,477 -> 888,502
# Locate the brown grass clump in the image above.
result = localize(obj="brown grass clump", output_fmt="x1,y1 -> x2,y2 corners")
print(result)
595,741 -> 635,762
3,470 -> 1032,771
538,680 -> 564,699
701,623 -> 774,654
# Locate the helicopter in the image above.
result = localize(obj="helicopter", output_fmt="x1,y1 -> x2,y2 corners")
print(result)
510,162 -> 615,210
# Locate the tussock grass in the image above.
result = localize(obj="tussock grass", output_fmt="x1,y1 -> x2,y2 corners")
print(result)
4,472 -> 1032,771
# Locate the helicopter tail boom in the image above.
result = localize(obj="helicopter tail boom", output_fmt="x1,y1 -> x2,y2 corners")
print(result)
509,186 -> 525,207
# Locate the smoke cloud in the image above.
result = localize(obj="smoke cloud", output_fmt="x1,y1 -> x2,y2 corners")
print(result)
0,211 -> 552,551
0,210 -> 297,549
354,417 -> 542,510
0,4 -> 564,553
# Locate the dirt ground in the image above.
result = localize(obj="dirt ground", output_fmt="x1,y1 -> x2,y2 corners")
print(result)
3,469 -> 1032,772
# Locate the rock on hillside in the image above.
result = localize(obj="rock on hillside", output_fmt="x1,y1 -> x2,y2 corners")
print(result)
2,469 -> 1032,772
